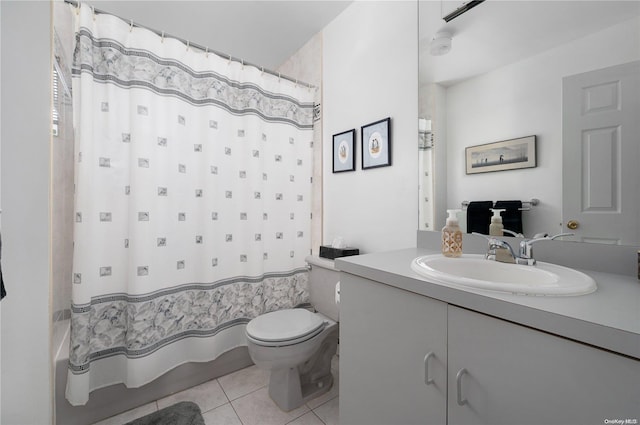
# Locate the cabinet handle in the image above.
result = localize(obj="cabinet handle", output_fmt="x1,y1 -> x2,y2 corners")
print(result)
423,352 -> 435,385
456,368 -> 468,406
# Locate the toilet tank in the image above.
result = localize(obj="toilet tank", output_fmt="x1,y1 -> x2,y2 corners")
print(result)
305,255 -> 340,322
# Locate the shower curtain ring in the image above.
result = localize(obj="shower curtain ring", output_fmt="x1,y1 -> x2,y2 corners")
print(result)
241,59 -> 244,70
261,67 -> 264,76
91,6 -> 95,20
228,56 -> 232,66
161,31 -> 165,43
278,73 -> 281,82
205,47 -> 209,58
76,3 -> 80,16
129,20 -> 134,32
186,40 -> 190,51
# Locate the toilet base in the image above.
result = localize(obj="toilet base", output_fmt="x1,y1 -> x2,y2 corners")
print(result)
268,329 -> 338,411
268,368 -> 334,412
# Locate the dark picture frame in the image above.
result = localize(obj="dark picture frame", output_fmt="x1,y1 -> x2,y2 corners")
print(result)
361,117 -> 391,170
465,135 -> 537,174
332,129 -> 356,173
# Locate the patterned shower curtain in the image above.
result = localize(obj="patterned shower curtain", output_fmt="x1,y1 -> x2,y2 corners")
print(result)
67,4 -> 314,406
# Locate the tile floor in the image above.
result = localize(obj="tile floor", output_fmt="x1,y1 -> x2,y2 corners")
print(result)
92,356 -> 339,425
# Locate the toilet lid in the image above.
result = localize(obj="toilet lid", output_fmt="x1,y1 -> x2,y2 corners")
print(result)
246,309 -> 325,343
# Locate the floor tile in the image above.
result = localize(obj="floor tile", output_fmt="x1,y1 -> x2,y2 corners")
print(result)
312,397 -> 339,425
91,402 -> 157,425
202,403 -> 242,425
218,364 -> 270,400
156,378 -> 228,414
286,411 -> 325,425
92,357 -> 339,425
232,386 -> 310,425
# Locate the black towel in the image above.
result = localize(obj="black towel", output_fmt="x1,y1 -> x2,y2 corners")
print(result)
495,200 -> 523,235
466,201 -> 493,235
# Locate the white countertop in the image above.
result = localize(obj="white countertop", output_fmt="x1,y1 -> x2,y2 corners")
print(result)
336,247 -> 640,360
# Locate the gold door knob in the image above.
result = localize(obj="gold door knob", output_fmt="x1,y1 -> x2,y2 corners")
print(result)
567,220 -> 579,230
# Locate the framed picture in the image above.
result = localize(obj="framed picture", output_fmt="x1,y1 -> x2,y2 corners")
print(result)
465,135 -> 536,174
332,129 -> 356,173
361,117 -> 391,170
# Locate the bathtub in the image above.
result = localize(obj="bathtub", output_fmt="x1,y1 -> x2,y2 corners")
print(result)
54,319 -> 252,425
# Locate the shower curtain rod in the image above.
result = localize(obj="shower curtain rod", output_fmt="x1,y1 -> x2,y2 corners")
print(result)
63,0 -> 317,90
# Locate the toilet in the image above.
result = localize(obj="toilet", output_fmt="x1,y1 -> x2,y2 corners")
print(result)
245,255 -> 340,411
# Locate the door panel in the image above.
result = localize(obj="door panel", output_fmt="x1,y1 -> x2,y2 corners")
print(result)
448,305 -> 640,425
339,274 -> 447,425
562,61 -> 640,244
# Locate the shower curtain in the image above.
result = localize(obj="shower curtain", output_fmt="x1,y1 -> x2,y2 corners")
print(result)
67,4 -> 314,406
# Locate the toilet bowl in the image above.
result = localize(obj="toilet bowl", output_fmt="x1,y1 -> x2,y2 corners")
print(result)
245,256 -> 340,411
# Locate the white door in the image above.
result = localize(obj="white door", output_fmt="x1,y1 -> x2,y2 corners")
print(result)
562,61 -> 640,244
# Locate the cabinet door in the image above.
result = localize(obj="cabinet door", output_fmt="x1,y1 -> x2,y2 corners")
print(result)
448,305 -> 640,425
340,274 -> 447,425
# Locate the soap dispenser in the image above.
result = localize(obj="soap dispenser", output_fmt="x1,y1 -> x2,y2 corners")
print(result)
442,209 -> 463,258
489,209 -> 505,236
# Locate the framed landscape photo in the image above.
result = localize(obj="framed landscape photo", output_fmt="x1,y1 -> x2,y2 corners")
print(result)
332,129 -> 356,173
465,135 -> 536,174
361,117 -> 391,170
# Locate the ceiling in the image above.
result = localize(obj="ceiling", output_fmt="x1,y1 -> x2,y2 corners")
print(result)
87,1 -> 352,70
419,0 -> 640,86
70,1 -> 640,86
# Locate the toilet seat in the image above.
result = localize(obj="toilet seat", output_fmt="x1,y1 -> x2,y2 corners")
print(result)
246,309 -> 326,347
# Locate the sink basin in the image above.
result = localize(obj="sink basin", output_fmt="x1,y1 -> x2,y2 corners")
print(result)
411,254 -> 597,296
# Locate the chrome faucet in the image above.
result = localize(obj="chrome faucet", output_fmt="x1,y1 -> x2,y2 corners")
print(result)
473,233 -> 518,263
474,232 -> 573,266
486,238 -> 518,263
517,233 -> 574,265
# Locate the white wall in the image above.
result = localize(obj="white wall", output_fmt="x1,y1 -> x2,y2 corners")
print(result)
0,1 -> 53,424
323,1 -> 419,254
445,16 -> 640,237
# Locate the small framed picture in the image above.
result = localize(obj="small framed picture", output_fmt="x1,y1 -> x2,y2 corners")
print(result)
332,129 -> 356,173
361,117 -> 391,170
465,135 -> 536,174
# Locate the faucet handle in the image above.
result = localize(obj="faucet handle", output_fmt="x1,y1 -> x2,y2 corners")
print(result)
547,232 -> 574,240
524,232 -> 574,245
502,229 -> 524,238
518,233 -> 574,264
471,232 -> 509,249
472,232 -> 503,248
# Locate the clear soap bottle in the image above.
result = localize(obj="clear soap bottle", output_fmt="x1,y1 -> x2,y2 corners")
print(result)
442,209 -> 463,257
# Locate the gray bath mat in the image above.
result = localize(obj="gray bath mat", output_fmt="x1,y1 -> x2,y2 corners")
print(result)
124,401 -> 204,425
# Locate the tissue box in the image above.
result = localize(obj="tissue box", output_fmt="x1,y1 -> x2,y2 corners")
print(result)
319,245 -> 359,260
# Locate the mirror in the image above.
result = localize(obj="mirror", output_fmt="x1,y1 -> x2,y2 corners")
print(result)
418,1 -> 640,245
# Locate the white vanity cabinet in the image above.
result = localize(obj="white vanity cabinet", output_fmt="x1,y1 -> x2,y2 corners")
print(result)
340,273 -> 448,425
340,273 -> 640,425
448,305 -> 640,425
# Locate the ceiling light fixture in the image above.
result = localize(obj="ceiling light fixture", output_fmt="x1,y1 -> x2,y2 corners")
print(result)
430,32 -> 452,56
443,0 -> 485,23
